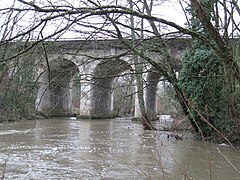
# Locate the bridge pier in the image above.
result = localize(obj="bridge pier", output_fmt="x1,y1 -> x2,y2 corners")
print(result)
90,81 -> 114,119
134,82 -> 144,118
145,69 -> 161,121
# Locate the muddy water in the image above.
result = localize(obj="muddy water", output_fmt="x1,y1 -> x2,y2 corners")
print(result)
0,118 -> 239,179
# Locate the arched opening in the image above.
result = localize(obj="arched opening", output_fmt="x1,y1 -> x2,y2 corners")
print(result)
91,59 -> 131,118
112,72 -> 135,117
36,58 -> 79,117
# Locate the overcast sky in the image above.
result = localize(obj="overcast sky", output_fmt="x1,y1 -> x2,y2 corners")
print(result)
0,0 -> 187,24
0,0 -> 188,40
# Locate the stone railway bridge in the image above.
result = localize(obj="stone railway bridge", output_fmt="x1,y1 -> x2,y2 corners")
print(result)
35,38 -> 191,119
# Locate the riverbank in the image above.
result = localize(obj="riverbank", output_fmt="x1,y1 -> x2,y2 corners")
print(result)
0,106 -> 35,123
156,116 -> 240,148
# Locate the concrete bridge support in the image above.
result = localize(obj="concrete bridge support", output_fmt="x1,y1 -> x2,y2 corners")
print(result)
145,68 -> 161,120
91,79 -> 113,118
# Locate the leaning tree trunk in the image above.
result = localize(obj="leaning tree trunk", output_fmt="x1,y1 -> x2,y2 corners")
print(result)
130,0 -> 155,130
191,0 -> 240,119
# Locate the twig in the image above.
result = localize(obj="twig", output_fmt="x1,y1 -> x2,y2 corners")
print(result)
216,147 -> 240,175
1,158 -> 9,180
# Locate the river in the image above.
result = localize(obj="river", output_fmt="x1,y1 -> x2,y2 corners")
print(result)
0,118 -> 239,179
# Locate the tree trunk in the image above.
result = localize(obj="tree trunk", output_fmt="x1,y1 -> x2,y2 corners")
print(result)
191,0 -> 240,82
130,0 -> 155,130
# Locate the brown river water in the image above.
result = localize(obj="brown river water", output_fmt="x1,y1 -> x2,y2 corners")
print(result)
0,118 -> 239,180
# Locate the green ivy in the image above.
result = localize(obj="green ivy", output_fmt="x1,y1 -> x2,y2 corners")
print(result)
179,40 -> 229,137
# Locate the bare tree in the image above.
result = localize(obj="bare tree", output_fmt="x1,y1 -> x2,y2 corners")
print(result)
1,0 -> 239,134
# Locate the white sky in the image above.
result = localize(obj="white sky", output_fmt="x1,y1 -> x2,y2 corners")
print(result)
0,0 -> 190,40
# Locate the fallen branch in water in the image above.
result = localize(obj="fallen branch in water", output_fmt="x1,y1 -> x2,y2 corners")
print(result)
216,147 -> 240,176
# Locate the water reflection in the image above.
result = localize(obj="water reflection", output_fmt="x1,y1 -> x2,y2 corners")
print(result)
0,118 -> 239,179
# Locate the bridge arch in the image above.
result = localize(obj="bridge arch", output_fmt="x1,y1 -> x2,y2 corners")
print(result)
90,59 -> 132,118
36,58 -> 79,116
